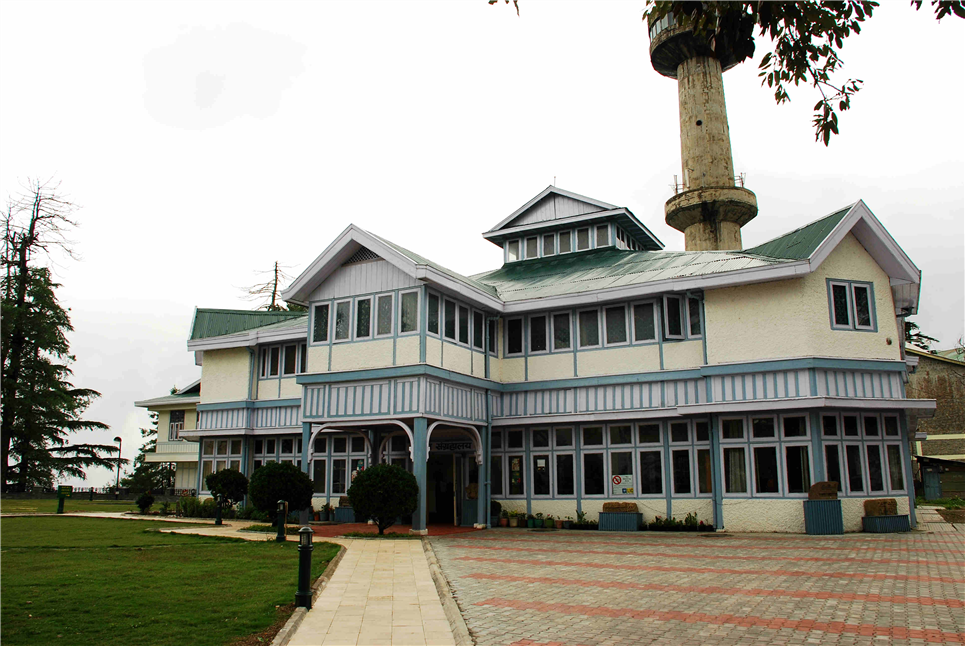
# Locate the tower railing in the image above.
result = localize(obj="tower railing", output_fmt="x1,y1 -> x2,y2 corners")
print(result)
671,173 -> 748,195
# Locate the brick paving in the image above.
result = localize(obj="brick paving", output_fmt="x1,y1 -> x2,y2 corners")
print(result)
429,529 -> 965,646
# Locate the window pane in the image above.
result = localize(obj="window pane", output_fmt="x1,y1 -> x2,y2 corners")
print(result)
473,311 -> 484,349
843,415 -> 859,436
427,294 -> 440,335
724,447 -> 747,493
596,225 -> 609,247
605,306 -> 627,344
672,449 -> 691,494
846,445 -> 864,492
458,306 -> 469,344
202,461 -> 213,482
583,453 -> 604,495
507,240 -> 519,262
867,445 -> 885,491
508,430 -> 523,449
400,291 -> 418,332
582,427 -> 603,446
781,416 -> 806,438
254,439 -> 263,455
269,346 -> 280,376
491,456 -> 503,496
609,425 -> 632,445
633,303 -> 655,341
754,447 -> 779,494
832,283 -> 850,327
577,228 -> 590,250
265,439 -> 275,454
853,285 -> 872,327
313,460 -> 326,493
556,454 -> 574,495
356,299 -> 371,337
752,417 -> 775,439
697,449 -> 712,494
314,436 -> 327,453
217,440 -> 229,455
377,295 -> 393,335
335,301 -> 351,340
444,301 -> 456,339
532,429 -> 549,447
530,315 -> 547,352
491,430 -> 501,450
526,237 -> 539,259
579,310 -> 599,347
688,297 -> 702,336
507,318 -> 523,354
533,455 -> 550,495
670,422 -> 689,443
230,439 -> 242,455
825,445 -> 842,492
884,417 -> 899,437
611,452 -> 634,495
299,343 -> 307,373
351,436 -> 365,453
391,435 -> 406,452
555,428 -> 572,447
552,313 -> 571,349
487,319 -> 497,353
695,421 -> 709,443
638,424 -> 660,444
639,451 -> 663,495
822,416 -> 838,437
864,416 -> 879,437
559,231 -> 572,253
785,446 -> 811,494
543,233 -> 555,256
283,344 -> 297,375
665,296 -> 683,337
332,459 -> 346,494
333,437 -> 346,453
282,438 -> 294,454
722,419 -> 744,440
509,455 -> 524,495
887,445 -> 904,490
313,304 -> 329,343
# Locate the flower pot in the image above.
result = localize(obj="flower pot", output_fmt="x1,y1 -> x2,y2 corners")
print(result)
499,518 -> 508,527
554,519 -> 563,529
562,520 -> 572,529
544,518 -> 554,528
509,517 -> 518,527
527,518 -> 536,528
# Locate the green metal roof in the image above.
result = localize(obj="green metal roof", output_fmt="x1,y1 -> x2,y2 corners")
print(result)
743,205 -> 852,260
190,308 -> 307,341
473,247 -> 787,302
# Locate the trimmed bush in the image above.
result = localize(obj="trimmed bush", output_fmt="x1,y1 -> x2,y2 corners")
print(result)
205,469 -> 248,509
247,461 -> 314,517
490,500 -> 502,516
347,464 -> 418,535
136,492 -> 155,514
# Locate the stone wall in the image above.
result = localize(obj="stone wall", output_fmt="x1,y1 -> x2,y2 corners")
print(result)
907,352 -> 965,458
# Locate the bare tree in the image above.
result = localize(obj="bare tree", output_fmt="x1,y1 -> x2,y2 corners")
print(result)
241,261 -> 305,311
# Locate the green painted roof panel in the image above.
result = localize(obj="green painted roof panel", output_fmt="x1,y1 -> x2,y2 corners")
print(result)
744,205 -> 852,260
190,309 -> 307,341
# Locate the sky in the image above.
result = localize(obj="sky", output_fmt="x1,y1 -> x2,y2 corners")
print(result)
1,1 -> 962,488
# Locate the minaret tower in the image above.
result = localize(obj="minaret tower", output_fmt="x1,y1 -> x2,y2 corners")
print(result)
648,14 -> 758,252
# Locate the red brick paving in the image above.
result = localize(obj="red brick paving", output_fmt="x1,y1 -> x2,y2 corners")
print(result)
309,522 -> 480,537
476,598 -> 965,644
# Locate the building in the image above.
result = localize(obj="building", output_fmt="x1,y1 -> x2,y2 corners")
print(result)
134,380 -> 201,493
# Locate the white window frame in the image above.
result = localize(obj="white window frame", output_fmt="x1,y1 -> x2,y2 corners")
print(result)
750,415 -> 778,440
851,283 -> 875,331
525,236 -> 539,260
631,300 -> 658,343
580,425 -> 605,448
558,230 -> 573,254
595,223 -> 610,248
842,413 -> 861,438
720,444 -> 750,496
553,426 -> 575,450
312,457 -> 327,495
577,308 -> 601,348
505,317 -> 524,356
354,297 -> 373,340
506,239 -> 520,263
443,299 -> 457,341
472,310 -> 485,350
603,305 -> 629,347
821,413 -> 840,438
581,450 -> 607,498
864,442 -> 887,494
780,413 -> 810,439
862,413 -> 881,438
506,453 -> 526,498
281,343 -> 298,376
686,296 -> 703,338
843,442 -> 866,495
576,227 -> 591,251
553,451 -> 577,497
551,312 -> 572,352
334,299 -> 352,342
720,416 -> 746,442
312,302 -> 330,345
668,420 -> 691,445
670,446 -> 695,497
399,289 -> 420,335
531,452 -> 553,498
750,443 -> 783,497
663,294 -> 685,339
884,442 -> 907,493
636,446 -> 665,497
828,279 -> 876,332
542,232 -> 556,257
457,304 -> 470,346
609,449 -> 636,497
426,291 -> 440,337
782,443 -> 813,497
375,293 -> 394,338
637,421 -> 662,445
528,314 -> 549,354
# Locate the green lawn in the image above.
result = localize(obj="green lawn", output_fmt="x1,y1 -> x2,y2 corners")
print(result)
1,517 -> 340,646
0,498 -> 139,514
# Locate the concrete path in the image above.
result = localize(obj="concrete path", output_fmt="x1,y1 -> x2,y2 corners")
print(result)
289,539 -> 456,646
917,504 -> 961,532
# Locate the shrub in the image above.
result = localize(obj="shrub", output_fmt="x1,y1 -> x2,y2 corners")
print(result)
490,499 -> 502,517
205,469 -> 248,509
136,493 -> 155,513
237,504 -> 270,522
247,462 -> 314,517
158,501 -> 171,515
347,464 -> 418,535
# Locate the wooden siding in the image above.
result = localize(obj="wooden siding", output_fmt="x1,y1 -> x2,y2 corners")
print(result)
710,370 -> 810,402
815,369 -> 903,399
197,408 -> 248,431
309,258 -> 418,301
511,194 -> 603,227
252,405 -> 300,429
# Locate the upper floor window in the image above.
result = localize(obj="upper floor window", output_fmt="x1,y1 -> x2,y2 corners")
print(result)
596,224 -> 609,247
828,280 -> 875,331
506,318 -> 523,355
576,228 -> 590,251
260,342 -> 307,378
312,303 -> 329,343
559,231 -> 572,254
376,294 -> 393,337
169,410 -> 185,441
334,300 -> 351,341
663,294 -> 702,340
507,240 -> 520,262
427,293 -> 440,335
400,291 -> 419,334
355,298 -> 372,339
543,233 -> 555,256
525,237 -> 539,259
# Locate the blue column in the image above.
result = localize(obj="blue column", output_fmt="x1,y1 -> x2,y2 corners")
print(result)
575,428 -> 583,517
325,435 -> 333,507
411,417 -> 428,533
300,423 -> 311,474
899,414 -> 917,528
663,422 -> 673,519
483,423 -> 492,528
476,427 -> 486,528
525,428 -> 532,516
709,415 -> 723,530
809,411 -> 826,483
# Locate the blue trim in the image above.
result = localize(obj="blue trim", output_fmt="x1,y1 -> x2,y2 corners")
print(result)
574,425 -> 582,515
412,417 -> 428,531
197,401 -> 256,411
709,415 -> 723,529
899,414 -> 917,528
419,285 -> 428,364
525,429 -> 532,516
809,411 -> 825,483
662,421 -> 672,518
826,278 -> 878,333
701,357 -> 906,376
253,398 -> 300,408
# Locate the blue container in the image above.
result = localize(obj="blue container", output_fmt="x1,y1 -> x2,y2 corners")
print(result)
862,514 -> 911,533
803,499 -> 844,535
333,506 -> 355,523
598,512 -> 642,532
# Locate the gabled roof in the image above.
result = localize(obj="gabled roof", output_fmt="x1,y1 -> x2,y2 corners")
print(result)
190,308 -> 306,341
134,378 -> 201,409
744,206 -> 852,260
487,185 -> 616,232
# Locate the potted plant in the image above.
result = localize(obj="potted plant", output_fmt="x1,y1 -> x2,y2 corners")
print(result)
499,510 -> 509,527
490,500 -> 502,527
527,513 -> 536,528
554,516 -> 564,529
508,510 -> 519,527
544,514 -> 555,529
320,503 -> 334,522
562,515 -> 573,529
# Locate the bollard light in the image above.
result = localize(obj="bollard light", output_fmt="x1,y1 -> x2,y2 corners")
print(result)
295,526 -> 314,609
276,500 -> 287,543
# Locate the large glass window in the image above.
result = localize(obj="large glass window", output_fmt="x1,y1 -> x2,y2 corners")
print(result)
825,444 -> 842,492
604,306 -> 627,345
533,455 -> 550,495
530,315 -> 547,352
473,311 -> 484,349
867,444 -> 885,492
781,415 -> 806,438
886,445 -> 904,490
583,453 -> 605,495
283,344 -> 297,375
633,302 -> 655,342
313,303 -> 329,343
555,428 -> 572,447
722,418 -> 745,440
552,313 -> 571,350
555,454 -> 574,496
664,295 -> 684,338
611,452 -> 634,495
458,306 -> 470,344
723,447 -> 747,493
582,426 -> 603,446
638,423 -> 660,444
491,456 -> 503,496
696,449 -> 712,494
403,291 -> 423,334
578,310 -> 600,347
313,460 -> 326,494
332,459 -> 347,494
609,424 -> 632,445
845,444 -> 864,492
377,294 -> 393,336
753,446 -> 780,494
532,429 -> 549,448
752,417 -> 775,439
506,318 -> 523,355
638,451 -> 663,494
427,293 -> 440,335
335,301 -> 351,341
785,446 -> 811,494
444,300 -> 456,340
672,449 -> 691,494
508,455 -> 524,496
356,298 -> 372,338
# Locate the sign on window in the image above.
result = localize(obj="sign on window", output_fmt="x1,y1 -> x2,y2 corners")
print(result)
611,474 -> 634,496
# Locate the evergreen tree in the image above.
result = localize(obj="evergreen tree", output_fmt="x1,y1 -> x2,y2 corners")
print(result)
121,405 -> 176,493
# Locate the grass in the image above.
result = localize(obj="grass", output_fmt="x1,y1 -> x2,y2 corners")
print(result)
915,496 -> 965,509
0,498 -> 139,514
1,516 -> 340,646
240,524 -> 304,535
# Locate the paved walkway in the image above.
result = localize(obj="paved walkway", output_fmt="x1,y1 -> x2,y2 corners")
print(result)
917,505 -> 961,533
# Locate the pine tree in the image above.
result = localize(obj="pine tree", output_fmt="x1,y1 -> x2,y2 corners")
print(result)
122,390 -> 176,493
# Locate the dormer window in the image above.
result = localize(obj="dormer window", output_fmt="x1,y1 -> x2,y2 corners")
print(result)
525,237 -> 539,259
596,224 -> 609,247
507,240 -> 520,262
542,233 -> 555,256
576,228 -> 590,251
559,231 -> 572,254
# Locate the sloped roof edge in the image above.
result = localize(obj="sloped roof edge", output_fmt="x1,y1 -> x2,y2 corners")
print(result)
486,185 -> 618,233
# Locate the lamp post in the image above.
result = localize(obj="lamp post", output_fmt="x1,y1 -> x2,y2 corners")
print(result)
113,436 -> 122,499
295,526 -> 314,609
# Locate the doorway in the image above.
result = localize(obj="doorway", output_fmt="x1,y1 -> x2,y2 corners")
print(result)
427,454 -> 458,525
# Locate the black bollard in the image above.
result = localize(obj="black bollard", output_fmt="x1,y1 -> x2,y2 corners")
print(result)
215,499 -> 222,526
276,500 -> 287,542
295,526 -> 314,609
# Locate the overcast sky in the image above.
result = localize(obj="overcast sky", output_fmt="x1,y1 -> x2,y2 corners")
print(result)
2,1 -> 962,488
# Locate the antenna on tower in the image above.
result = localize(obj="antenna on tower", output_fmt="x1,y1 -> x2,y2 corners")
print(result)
553,176 -> 556,186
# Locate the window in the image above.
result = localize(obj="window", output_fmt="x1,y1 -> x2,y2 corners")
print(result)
596,224 -> 609,247
507,240 -> 520,262
576,228 -> 590,251
200,437 -> 243,489
530,315 -> 547,353
828,280 -> 875,331
350,436 -> 366,453
825,444 -> 842,492
753,446 -> 780,494
335,301 -> 351,341
559,231 -> 572,254
672,449 -> 692,494
491,456 -> 503,496
664,295 -> 684,338
355,298 -> 372,339
300,342 -> 307,373
853,284 -> 873,328
280,344 -> 296,375
525,237 -> 539,259
695,421 -> 709,442
313,436 -> 327,454
555,428 -> 573,447
507,430 -> 523,449
487,319 -> 497,354
638,451 -> 663,494
555,454 -> 574,495
830,282 -> 851,327
723,447 -> 747,493
887,445 -> 904,490
638,423 -> 660,444
376,294 -> 393,336
427,293 -> 440,335
332,459 -> 347,494
688,297 -> 702,337
313,460 -> 326,494
783,416 -> 808,438
444,300 -> 456,340
604,306 -> 628,345
543,233 -> 555,256
696,449 -> 712,494
670,422 -> 689,443
333,437 -> 346,453
721,418 -> 744,440
552,313 -> 571,350
169,410 -> 184,441
583,453 -> 605,495
843,415 -> 859,437
609,424 -> 632,445
863,415 -> 879,437
533,455 -> 550,495
313,304 -> 330,343
400,291 -> 418,334
268,346 -> 280,377
845,444 -> 864,493
866,444 -> 885,492
785,445 -> 811,494
822,415 -> 839,437
578,309 -> 600,347
582,426 -> 603,446
884,417 -> 899,437
532,429 -> 549,447
506,318 -> 523,355
473,311 -> 484,349
458,306 -> 469,344
752,417 -> 775,439
611,452 -> 634,495
633,302 -> 656,342
508,455 -> 524,495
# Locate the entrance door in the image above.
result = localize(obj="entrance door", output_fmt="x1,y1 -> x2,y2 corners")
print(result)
923,468 -> 942,500
427,454 -> 456,525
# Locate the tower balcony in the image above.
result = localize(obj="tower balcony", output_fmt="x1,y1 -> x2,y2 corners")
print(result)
648,12 -> 742,79
665,186 -> 758,233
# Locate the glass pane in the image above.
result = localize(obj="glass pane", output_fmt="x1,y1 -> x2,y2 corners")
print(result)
724,447 -> 747,493
605,307 -> 627,344
507,319 -> 523,354
633,303 -> 655,341
785,446 -> 811,494
556,454 -> 574,495
559,231 -> 572,253
526,237 -> 539,259
864,416 -> 879,437
670,422 -> 689,443
697,449 -> 712,494
283,344 -> 297,375
609,425 -> 632,445
230,439 -> 242,455
530,315 -> 547,352
555,428 -> 572,447
215,460 -> 227,472
832,284 -> 850,326
639,451 -> 663,495
335,301 -> 351,340
552,313 -> 570,349
351,436 -> 365,453
887,445 -> 904,490
884,417 -> 899,437
217,440 -> 229,455
509,455 -> 524,495
391,435 -> 406,452
533,455 -> 550,495
638,424 -> 660,444
203,440 -> 214,456
722,419 -> 744,439
867,445 -> 884,491
853,285 -> 872,327
843,416 -> 859,436
356,299 -> 371,337
610,452 -> 634,495
314,436 -> 327,453
583,453 -> 604,495
377,295 -> 393,335
488,319 -> 497,353
532,429 -> 549,447
254,439 -> 264,455
596,225 -> 609,247
578,310 -> 599,347
299,343 -> 307,373
265,439 -> 275,454
269,346 -> 280,376
313,460 -> 326,493
202,461 -> 213,482
507,240 -> 519,262
846,445 -> 864,492
672,449 -> 691,494
543,234 -> 555,255
577,228 -> 590,250
754,447 -> 780,494
281,438 -> 294,454
822,416 -> 838,436
666,296 -> 683,336
695,421 -> 709,443
688,297 -> 702,336
491,456 -> 503,496
313,304 -> 329,343
473,311 -> 484,348
333,437 -> 346,453
458,306 -> 469,344
786,416 -> 813,438
752,417 -> 775,439
427,294 -> 440,334
332,459 -> 346,494
491,430 -> 502,450
582,427 -> 603,446
825,445 -> 842,492
508,430 -> 523,449
443,300 -> 456,339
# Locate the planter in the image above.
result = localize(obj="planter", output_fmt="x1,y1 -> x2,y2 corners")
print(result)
508,517 -> 519,527
562,520 -> 572,529
862,514 -> 911,533
333,506 -> 355,523
543,518 -> 554,528
599,512 -> 642,532
499,518 -> 508,527
554,519 -> 563,529
526,518 -> 536,528
803,499 -> 843,535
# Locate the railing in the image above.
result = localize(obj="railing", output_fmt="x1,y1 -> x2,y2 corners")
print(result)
169,421 -> 184,441
648,12 -> 677,41
671,173 -> 748,194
